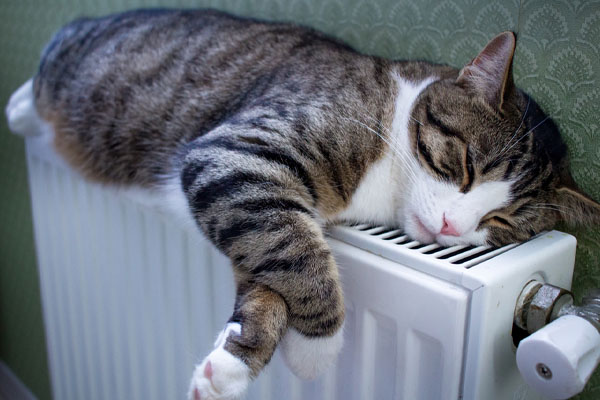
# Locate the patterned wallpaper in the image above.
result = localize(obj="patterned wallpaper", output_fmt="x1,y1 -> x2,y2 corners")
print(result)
0,0 -> 599,399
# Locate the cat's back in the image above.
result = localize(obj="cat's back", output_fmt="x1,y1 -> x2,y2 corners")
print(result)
34,8 -> 329,121
31,9 -> 367,185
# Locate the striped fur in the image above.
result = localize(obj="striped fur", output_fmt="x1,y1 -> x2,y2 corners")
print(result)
24,9 -> 600,398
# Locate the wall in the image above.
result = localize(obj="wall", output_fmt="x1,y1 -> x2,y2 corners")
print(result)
1,0 -> 598,399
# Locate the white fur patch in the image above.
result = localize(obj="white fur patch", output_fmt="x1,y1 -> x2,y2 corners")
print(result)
335,76 -> 435,225
335,151 -> 398,225
279,326 -> 344,380
188,323 -> 250,400
5,79 -> 54,140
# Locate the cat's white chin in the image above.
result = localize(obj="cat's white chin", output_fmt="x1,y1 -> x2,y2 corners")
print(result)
404,214 -> 435,243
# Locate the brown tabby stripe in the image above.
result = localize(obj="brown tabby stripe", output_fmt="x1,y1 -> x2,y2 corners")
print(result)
216,219 -> 262,251
199,135 -> 318,202
425,103 -> 465,141
189,172 -> 275,213
416,125 -> 450,180
460,146 -> 474,193
315,140 -> 349,202
502,159 -> 516,179
232,198 -> 310,215
482,158 -> 501,175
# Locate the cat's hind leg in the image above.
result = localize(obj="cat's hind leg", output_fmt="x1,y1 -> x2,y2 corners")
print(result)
5,79 -> 53,139
188,283 -> 288,400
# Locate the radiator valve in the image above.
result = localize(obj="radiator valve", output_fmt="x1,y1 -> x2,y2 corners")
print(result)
514,281 -> 600,399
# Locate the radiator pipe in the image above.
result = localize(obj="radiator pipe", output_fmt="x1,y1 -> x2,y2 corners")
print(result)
556,289 -> 600,333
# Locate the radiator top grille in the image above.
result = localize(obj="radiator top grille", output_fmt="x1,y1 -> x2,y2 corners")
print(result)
330,223 -> 519,270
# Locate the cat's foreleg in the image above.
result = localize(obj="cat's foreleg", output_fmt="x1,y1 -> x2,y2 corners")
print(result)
275,251 -> 345,380
183,130 -> 345,396
186,211 -> 345,400
188,283 -> 287,400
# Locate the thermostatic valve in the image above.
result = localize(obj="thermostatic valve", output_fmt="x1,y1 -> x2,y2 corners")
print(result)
514,281 -> 600,399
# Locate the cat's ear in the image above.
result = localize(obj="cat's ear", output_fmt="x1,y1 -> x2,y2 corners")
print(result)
553,185 -> 600,226
456,31 -> 516,111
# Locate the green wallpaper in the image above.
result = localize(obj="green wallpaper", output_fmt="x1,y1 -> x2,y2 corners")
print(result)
1,0 -> 599,399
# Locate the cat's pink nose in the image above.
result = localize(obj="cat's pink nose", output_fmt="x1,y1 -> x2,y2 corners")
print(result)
440,215 -> 460,236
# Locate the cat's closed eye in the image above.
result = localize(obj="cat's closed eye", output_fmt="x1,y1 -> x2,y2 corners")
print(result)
479,213 -> 514,230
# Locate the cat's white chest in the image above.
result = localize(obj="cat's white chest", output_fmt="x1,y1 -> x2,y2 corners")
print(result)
334,151 -> 400,225
334,76 -> 436,226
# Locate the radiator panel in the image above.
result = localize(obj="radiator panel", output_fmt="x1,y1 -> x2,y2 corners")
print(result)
27,152 -> 233,400
26,140 -> 471,400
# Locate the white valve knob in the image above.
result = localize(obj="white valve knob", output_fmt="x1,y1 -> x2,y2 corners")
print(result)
516,314 -> 600,399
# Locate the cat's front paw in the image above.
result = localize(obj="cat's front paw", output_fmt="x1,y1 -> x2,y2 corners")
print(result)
188,324 -> 250,400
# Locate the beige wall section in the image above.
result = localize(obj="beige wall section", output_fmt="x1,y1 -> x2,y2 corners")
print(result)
1,0 -> 599,399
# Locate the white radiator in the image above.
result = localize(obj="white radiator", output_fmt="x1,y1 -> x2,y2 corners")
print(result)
24,136 -> 578,400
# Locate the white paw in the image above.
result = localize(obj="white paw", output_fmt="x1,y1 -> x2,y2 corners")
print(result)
280,326 -> 344,380
188,323 -> 250,400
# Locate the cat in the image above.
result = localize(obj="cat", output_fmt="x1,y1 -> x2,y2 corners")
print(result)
6,8 -> 600,400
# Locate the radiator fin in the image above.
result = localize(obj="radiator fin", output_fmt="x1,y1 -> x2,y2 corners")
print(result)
360,311 -> 398,399
404,330 -> 443,399
344,224 -> 517,268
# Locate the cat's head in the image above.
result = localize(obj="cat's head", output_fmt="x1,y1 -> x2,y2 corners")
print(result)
402,32 -> 600,247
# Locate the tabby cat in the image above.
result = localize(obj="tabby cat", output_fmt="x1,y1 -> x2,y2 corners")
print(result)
6,8 -> 600,400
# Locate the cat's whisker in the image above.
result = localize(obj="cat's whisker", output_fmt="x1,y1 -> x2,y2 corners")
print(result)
335,108 -> 387,142
409,115 -> 424,126
491,96 -> 538,168
467,144 -> 483,157
342,106 -> 393,135
339,115 -> 412,169
533,203 -> 578,213
350,112 -> 421,181
497,95 -> 531,159
514,210 -> 538,219
525,203 -> 579,218
501,115 -> 551,158
339,115 -> 419,186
